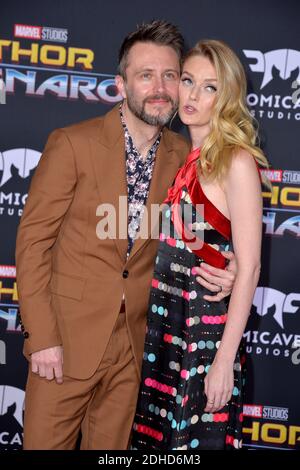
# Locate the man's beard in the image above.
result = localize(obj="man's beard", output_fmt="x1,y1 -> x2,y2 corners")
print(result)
125,90 -> 178,127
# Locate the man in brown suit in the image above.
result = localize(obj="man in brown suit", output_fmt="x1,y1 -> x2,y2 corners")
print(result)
16,21 -> 236,449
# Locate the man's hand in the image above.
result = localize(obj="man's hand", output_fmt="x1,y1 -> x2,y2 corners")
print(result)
31,346 -> 63,384
193,251 -> 237,302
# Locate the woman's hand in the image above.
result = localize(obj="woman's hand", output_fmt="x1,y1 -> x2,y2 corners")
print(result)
204,359 -> 234,413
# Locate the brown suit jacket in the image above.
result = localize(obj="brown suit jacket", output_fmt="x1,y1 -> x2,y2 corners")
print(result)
16,105 -> 189,379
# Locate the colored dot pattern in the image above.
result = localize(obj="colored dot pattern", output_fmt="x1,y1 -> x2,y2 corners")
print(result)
144,377 -> 177,397
134,423 -> 163,442
152,278 -> 197,301
151,304 -> 168,317
201,314 -> 228,324
132,166 -> 244,451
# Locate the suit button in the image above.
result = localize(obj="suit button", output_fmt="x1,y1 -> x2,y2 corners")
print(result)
21,325 -> 25,332
23,331 -> 29,339
122,270 -> 129,279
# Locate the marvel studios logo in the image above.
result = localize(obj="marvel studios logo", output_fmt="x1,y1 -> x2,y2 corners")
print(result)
14,24 -> 68,43
243,404 -> 289,421
0,265 -> 16,278
243,404 -> 263,418
260,169 -> 282,183
260,169 -> 300,184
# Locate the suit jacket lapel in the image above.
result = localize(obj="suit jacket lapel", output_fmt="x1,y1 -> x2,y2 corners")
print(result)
89,106 -> 128,263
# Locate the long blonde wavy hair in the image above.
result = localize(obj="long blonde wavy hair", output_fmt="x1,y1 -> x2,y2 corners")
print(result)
183,40 -> 270,185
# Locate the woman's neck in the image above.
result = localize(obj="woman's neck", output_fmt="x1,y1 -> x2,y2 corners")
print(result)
189,124 -> 210,150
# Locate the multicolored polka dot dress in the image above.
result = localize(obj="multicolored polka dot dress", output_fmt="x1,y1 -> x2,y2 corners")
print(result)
131,148 -> 245,450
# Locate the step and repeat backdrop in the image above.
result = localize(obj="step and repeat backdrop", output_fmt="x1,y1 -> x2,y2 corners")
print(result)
0,0 -> 299,450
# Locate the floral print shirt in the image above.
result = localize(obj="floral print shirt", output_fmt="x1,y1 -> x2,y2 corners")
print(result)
120,106 -> 161,256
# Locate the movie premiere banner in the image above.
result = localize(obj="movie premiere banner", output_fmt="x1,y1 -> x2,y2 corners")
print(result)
0,0 -> 299,451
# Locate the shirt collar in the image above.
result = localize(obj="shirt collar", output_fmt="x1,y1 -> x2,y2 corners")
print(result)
119,103 -> 161,158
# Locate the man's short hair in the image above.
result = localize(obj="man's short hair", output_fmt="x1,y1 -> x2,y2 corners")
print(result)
118,20 -> 185,78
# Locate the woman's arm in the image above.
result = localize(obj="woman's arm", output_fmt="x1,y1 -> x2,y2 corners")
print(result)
204,149 -> 262,413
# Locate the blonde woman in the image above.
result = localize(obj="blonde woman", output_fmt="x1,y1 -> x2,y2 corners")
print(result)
132,40 -> 269,450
